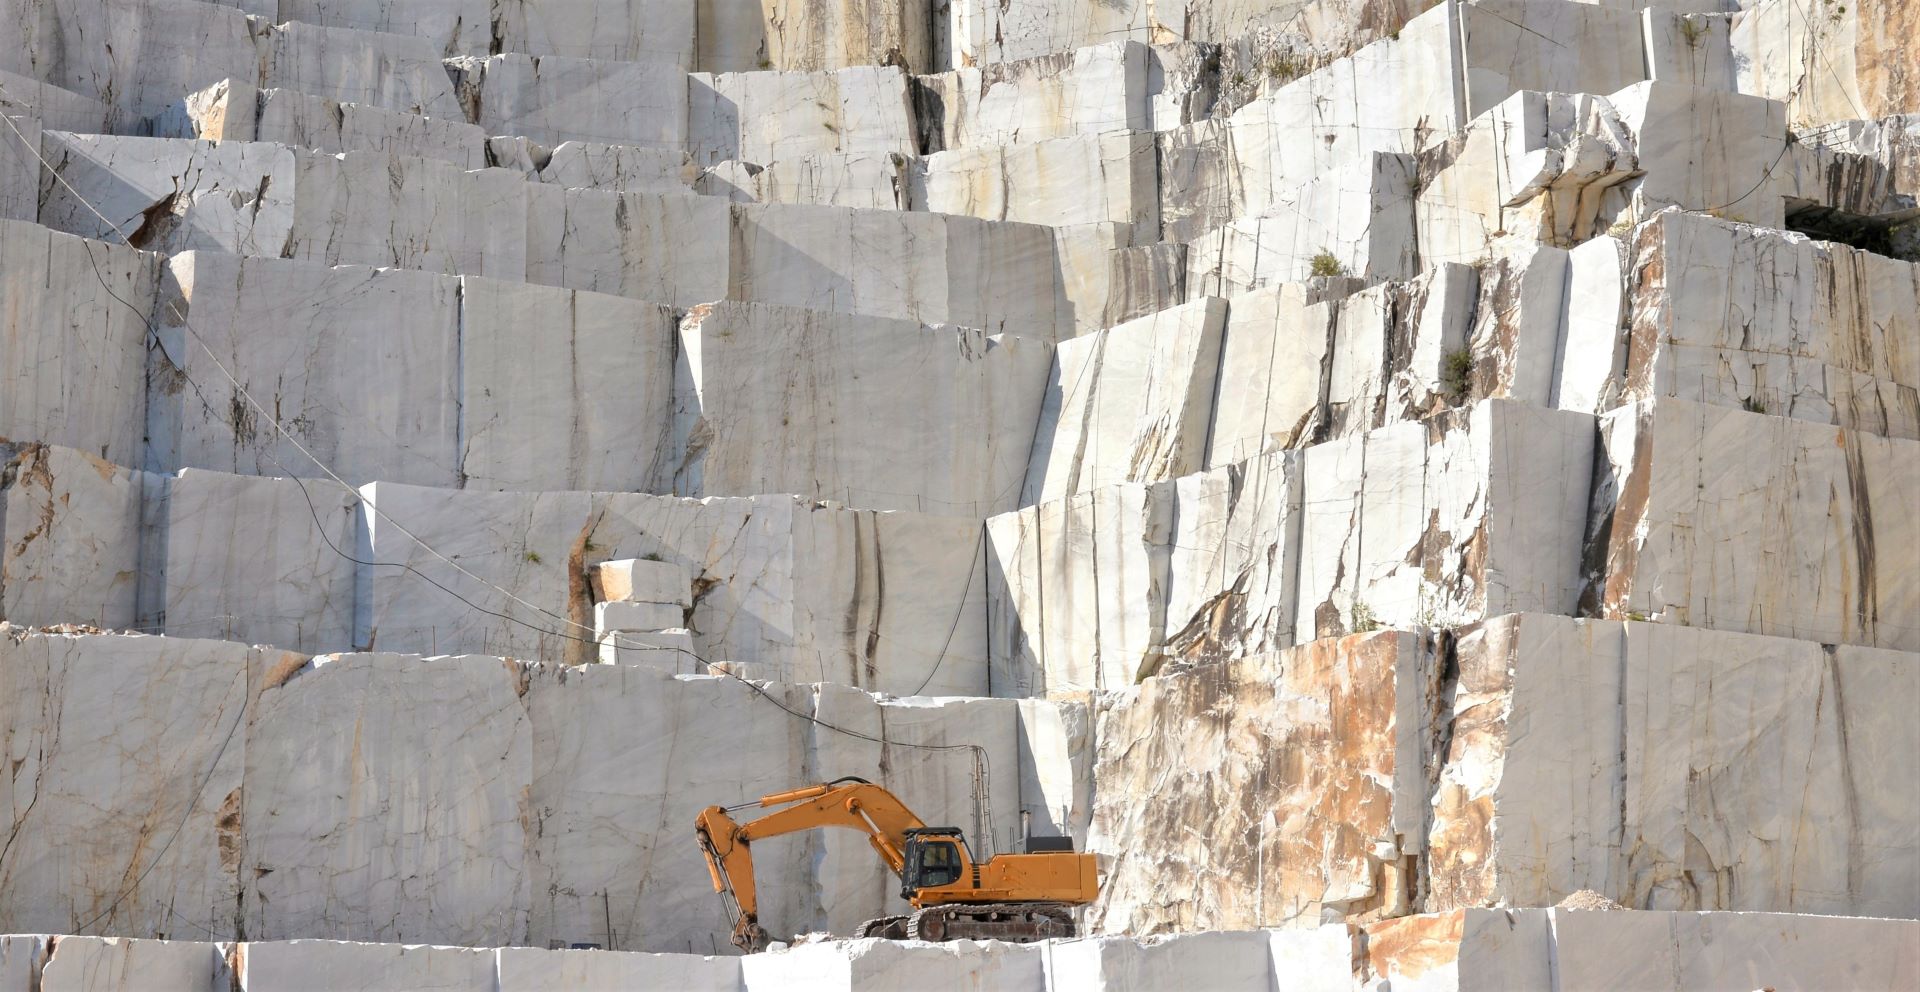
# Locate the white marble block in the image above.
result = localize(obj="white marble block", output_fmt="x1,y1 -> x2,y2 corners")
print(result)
521,186 -> 730,306
457,277 -> 675,493
1023,297 -> 1227,503
1731,0 -> 1910,127
148,253 -> 462,487
257,20 -> 465,119
1429,614 -> 1919,918
150,80 -> 487,169
489,0 -> 696,65
1607,82 -> 1788,228
147,469 -> 358,652
1583,398 -> 1918,650
1040,932 -> 1285,991
0,445 -> 145,631
275,0 -> 491,58
594,600 -> 683,634
287,151 -> 530,279
671,301 -> 1051,517
496,945 -> 741,991
538,141 -> 696,194
0,113 -> 34,223
0,221 -> 157,466
597,629 -> 699,671
6,0 -> 260,127
37,937 -> 233,992
0,632 -> 261,938
1414,90 -> 1637,263
0,69 -> 113,133
1184,152 -> 1418,295
591,557 -> 693,607
986,480 -> 1173,695
1157,18 -> 1457,243
1457,0 -> 1646,119
1203,283 -> 1351,467
1610,211 -> 1918,439
1160,449 -> 1301,666
241,653 -> 532,945
687,65 -> 915,167
741,939 -> 1042,991
456,54 -> 689,149
37,132 -> 296,256
913,131 -> 1159,240
238,941 -> 496,991
1294,401 -> 1594,639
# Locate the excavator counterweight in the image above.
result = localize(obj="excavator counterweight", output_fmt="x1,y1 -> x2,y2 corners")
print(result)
695,777 -> 1097,951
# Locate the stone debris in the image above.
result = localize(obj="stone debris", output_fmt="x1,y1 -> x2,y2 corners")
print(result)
0,0 -> 1912,983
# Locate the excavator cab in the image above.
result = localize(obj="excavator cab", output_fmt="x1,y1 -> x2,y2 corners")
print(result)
899,828 -> 968,896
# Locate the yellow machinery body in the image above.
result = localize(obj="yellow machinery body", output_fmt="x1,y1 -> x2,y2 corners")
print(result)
695,777 -> 1097,949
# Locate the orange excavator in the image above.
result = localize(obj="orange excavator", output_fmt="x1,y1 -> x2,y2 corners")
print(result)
695,777 -> 1097,951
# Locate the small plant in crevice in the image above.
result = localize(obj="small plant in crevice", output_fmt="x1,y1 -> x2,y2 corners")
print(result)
524,550 -> 543,564
640,551 -> 665,563
1230,70 -> 1249,88
1263,51 -> 1306,83
1441,346 -> 1474,400
1625,610 -> 1648,622
1678,15 -> 1706,48
1350,600 -> 1380,633
1309,249 -> 1346,277
1607,217 -> 1634,238
1741,395 -> 1768,414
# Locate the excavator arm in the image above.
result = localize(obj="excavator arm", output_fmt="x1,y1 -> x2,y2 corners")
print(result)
694,777 -> 928,951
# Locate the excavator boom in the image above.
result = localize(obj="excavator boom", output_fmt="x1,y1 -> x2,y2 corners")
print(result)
694,777 -> 1096,951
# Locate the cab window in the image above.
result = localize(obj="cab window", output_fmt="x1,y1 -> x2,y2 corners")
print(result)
916,840 -> 962,888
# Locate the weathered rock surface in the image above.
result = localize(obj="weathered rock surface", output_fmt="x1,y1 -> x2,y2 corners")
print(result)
1088,631 -> 1430,934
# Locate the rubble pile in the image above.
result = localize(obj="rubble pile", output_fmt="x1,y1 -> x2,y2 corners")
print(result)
0,0 -> 1914,987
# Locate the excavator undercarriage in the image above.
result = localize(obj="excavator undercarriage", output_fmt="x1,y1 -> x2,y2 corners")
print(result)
855,902 -> 1079,943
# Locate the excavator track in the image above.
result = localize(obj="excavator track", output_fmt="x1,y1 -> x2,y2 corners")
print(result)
854,915 -> 910,940
905,903 -> 1077,943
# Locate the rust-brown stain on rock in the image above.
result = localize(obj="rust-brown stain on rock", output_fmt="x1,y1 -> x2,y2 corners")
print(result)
216,787 -> 244,873
257,651 -> 310,693
1365,910 -> 1465,981
1857,0 -> 1917,119
1087,632 -> 1411,934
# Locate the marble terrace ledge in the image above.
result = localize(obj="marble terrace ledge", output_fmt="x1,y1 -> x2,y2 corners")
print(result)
0,910 -> 1914,990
